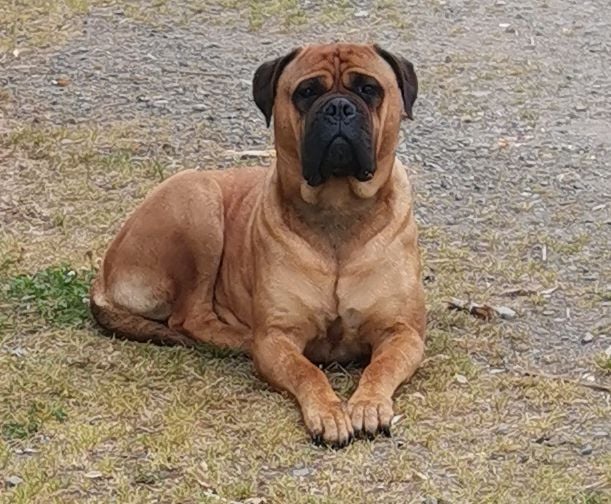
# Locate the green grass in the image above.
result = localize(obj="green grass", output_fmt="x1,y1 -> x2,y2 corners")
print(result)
2,265 -> 94,327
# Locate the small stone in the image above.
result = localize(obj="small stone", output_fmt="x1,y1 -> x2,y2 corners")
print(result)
454,374 -> 468,384
495,306 -> 517,320
517,454 -> 529,463
193,104 -> 207,112
444,55 -> 452,63
5,475 -> 23,487
495,423 -> 510,435
291,467 -> 312,477
84,471 -> 103,479
592,431 -> 608,438
579,445 -> 593,456
574,104 -> 587,112
581,333 -> 594,344
354,9 -> 369,18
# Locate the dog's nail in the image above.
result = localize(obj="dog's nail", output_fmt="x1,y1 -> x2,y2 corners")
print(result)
311,434 -> 323,446
381,426 -> 391,437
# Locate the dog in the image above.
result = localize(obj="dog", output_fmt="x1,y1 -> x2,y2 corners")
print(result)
90,43 -> 425,448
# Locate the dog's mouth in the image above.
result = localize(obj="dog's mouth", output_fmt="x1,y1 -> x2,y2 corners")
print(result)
323,136 -> 373,180
302,133 -> 375,187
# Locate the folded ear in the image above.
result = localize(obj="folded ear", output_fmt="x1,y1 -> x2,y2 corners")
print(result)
374,45 -> 418,119
252,48 -> 300,127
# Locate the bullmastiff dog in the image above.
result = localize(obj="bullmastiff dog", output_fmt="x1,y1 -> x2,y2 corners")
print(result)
90,43 -> 425,448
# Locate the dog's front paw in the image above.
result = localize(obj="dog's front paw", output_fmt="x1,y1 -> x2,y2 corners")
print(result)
302,399 -> 353,448
347,392 -> 394,439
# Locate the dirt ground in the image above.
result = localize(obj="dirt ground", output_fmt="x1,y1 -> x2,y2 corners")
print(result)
0,1 -> 609,503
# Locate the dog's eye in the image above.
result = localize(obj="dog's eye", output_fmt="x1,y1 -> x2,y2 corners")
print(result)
298,86 -> 316,99
359,84 -> 378,96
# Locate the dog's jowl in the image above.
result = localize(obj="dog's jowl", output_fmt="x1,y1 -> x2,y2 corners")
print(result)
91,43 -> 425,448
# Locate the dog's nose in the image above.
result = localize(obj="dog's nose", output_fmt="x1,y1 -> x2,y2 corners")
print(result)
323,97 -> 356,123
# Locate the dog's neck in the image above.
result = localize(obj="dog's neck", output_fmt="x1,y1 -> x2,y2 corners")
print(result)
270,154 -> 405,251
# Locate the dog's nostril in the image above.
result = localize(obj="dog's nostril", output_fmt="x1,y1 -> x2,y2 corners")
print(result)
342,103 -> 355,117
325,103 -> 337,117
324,98 -> 356,120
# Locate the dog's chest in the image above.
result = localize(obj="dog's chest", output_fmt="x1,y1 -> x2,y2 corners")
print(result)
304,311 -> 370,365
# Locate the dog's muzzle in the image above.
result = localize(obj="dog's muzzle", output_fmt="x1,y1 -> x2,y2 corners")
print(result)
301,94 -> 375,187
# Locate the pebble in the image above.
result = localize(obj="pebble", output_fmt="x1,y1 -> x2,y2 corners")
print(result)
579,445 -> 593,456
495,306 -> 517,320
581,332 -> 594,344
5,475 -> 23,487
495,423 -> 510,435
291,467 -> 312,477
454,374 -> 468,384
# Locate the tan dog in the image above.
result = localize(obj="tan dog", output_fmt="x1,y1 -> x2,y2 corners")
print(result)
91,43 -> 425,448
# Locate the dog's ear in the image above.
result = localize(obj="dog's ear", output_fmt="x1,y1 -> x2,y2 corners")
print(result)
253,48 -> 300,127
374,45 -> 418,120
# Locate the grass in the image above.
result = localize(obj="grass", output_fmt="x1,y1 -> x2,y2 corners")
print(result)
1,118 -> 609,502
2,265 -> 94,328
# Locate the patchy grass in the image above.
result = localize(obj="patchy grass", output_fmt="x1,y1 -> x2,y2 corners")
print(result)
594,353 -> 611,375
1,250 -> 608,503
1,118 -> 608,503
2,265 -> 93,328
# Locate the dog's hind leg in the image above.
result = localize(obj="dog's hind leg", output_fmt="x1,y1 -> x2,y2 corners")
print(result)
90,276 -> 195,347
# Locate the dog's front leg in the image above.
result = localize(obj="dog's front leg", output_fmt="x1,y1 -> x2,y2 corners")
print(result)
348,323 -> 424,438
253,332 -> 353,447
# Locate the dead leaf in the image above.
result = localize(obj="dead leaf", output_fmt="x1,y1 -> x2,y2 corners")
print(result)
52,78 -> 71,87
470,304 -> 496,321
497,137 -> 510,149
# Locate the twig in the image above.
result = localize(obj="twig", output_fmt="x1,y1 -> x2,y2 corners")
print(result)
514,368 -> 611,394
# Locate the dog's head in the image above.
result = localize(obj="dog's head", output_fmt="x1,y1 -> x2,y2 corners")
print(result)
253,43 -> 417,201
